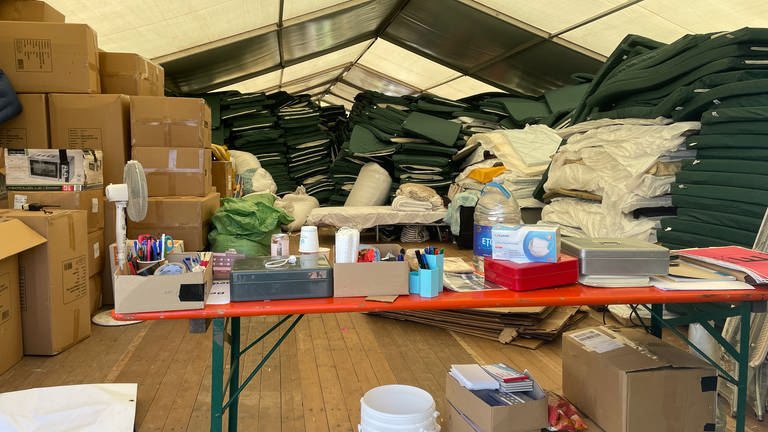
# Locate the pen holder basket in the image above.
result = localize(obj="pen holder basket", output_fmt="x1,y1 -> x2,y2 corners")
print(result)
418,269 -> 440,298
423,254 -> 444,293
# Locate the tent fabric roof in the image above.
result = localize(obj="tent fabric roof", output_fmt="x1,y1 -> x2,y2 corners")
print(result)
46,0 -> 768,108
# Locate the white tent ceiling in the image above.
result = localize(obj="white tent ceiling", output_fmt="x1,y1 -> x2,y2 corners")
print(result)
46,0 -> 768,108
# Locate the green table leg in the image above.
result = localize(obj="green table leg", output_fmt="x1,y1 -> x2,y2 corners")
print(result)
210,317 -> 226,432
229,317 -> 241,432
735,302 -> 751,432
650,303 -> 664,337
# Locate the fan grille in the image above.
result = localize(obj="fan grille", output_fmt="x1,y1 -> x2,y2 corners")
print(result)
124,161 -> 148,221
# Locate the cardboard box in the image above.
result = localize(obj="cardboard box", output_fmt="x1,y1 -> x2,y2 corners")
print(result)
87,229 -> 104,277
444,373 -> 548,432
445,402 -> 480,432
0,209 -> 90,355
0,22 -> 99,94
491,224 -> 559,263
0,94 -> 50,149
562,326 -> 717,432
130,96 -> 212,148
126,192 -> 220,251
8,188 -> 104,232
4,148 -> 103,191
212,160 -> 233,198
132,147 -> 212,197
333,244 -> 409,297
0,0 -> 65,22
88,275 -> 101,316
0,218 -> 47,374
48,94 -> 131,186
114,252 -> 212,314
99,52 -> 164,96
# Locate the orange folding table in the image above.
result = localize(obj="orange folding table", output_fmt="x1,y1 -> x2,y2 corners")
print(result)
114,285 -> 768,432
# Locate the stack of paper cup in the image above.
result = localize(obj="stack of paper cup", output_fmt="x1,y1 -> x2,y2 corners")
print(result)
335,227 -> 360,264
298,225 -> 319,253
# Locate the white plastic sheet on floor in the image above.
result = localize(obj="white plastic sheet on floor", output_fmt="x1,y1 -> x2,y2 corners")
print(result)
0,383 -> 137,432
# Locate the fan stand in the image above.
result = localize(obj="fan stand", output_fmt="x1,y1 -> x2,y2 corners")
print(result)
91,309 -> 143,327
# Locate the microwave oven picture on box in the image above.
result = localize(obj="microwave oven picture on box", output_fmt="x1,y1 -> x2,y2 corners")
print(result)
4,149 -> 103,190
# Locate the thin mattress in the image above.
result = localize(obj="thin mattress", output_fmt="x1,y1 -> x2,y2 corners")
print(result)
306,206 -> 447,230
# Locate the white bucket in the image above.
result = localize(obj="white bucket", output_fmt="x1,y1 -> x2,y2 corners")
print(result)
358,385 -> 441,432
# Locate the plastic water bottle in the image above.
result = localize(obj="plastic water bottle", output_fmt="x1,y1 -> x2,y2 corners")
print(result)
473,181 -> 521,273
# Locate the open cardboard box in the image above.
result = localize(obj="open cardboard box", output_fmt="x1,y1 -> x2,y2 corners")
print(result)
332,243 -> 409,297
445,372 -> 548,432
113,252 -> 211,314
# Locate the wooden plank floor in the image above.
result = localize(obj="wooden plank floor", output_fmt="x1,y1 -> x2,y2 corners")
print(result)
0,234 -> 764,431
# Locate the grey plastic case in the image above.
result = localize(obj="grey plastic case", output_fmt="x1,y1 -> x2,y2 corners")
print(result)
230,255 -> 333,301
561,237 -> 669,276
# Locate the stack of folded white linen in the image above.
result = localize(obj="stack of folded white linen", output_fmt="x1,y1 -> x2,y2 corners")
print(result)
392,183 -> 444,212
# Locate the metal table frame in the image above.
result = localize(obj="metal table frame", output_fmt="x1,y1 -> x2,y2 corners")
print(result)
115,285 -> 768,432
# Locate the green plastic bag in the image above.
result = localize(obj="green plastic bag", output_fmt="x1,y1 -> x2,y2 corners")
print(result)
208,194 -> 294,257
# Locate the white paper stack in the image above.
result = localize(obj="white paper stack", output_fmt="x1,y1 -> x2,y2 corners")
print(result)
449,364 -> 499,390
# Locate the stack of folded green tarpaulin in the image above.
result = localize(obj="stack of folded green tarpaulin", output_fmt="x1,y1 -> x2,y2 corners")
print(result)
532,27 -> 768,249
320,104 -> 348,160
280,96 -> 335,203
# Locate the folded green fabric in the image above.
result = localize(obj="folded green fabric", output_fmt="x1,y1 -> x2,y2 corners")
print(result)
696,147 -> 768,160
393,153 -> 451,168
660,217 -> 756,245
675,170 -> 768,190
402,112 -> 461,147
671,182 -> 768,205
672,194 -> 767,219
398,142 -> 459,155
657,229 -> 740,249
685,134 -> 768,150
349,125 -> 399,155
673,79 -> 768,120
676,208 -> 763,233
701,106 -> 768,124
680,158 -> 768,174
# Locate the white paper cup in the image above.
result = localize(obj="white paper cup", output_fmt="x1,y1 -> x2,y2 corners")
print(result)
298,225 -> 319,253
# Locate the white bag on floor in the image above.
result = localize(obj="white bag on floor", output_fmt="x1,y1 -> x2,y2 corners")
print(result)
280,186 -> 320,232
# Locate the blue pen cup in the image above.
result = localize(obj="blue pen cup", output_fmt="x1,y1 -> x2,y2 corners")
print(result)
424,254 -> 444,292
418,268 -> 440,298
409,271 -> 420,294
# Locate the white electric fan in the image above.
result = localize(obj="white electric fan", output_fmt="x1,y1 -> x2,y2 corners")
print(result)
92,161 -> 148,326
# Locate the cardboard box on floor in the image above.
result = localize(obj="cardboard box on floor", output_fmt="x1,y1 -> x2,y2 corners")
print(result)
0,209 -> 90,355
114,252 -> 212,314
8,188 -> 104,232
48,94 -> 131,186
88,275 -> 101,316
125,192 -> 220,252
99,52 -> 164,96
87,229 -> 104,277
332,244 -> 409,297
0,218 -> 47,375
0,94 -> 50,149
0,22 -> 99,94
212,160 -> 233,198
130,96 -> 212,148
131,147 -> 212,197
0,0 -> 65,22
444,373 -> 548,432
562,326 -> 717,432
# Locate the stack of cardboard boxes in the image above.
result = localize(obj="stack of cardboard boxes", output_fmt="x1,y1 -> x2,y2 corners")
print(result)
0,0 -> 186,365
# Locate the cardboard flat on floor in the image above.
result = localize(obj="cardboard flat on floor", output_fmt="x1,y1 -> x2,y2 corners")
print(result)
333,244 -> 409,297
562,326 -> 717,432
131,147 -> 212,197
0,94 -> 49,149
0,209 -> 90,355
130,96 -> 212,148
0,218 -> 46,375
113,253 -> 212,314
0,0 -> 65,22
4,149 -> 103,191
8,188 -> 104,232
0,22 -> 99,94
48,94 -> 131,186
212,160 -> 233,197
87,275 -> 101,316
445,373 -> 548,432
126,192 -> 220,251
87,229 -> 104,278
99,52 -> 164,96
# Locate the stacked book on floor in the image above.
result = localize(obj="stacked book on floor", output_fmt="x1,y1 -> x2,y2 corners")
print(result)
450,363 -> 536,406
369,306 -> 587,349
